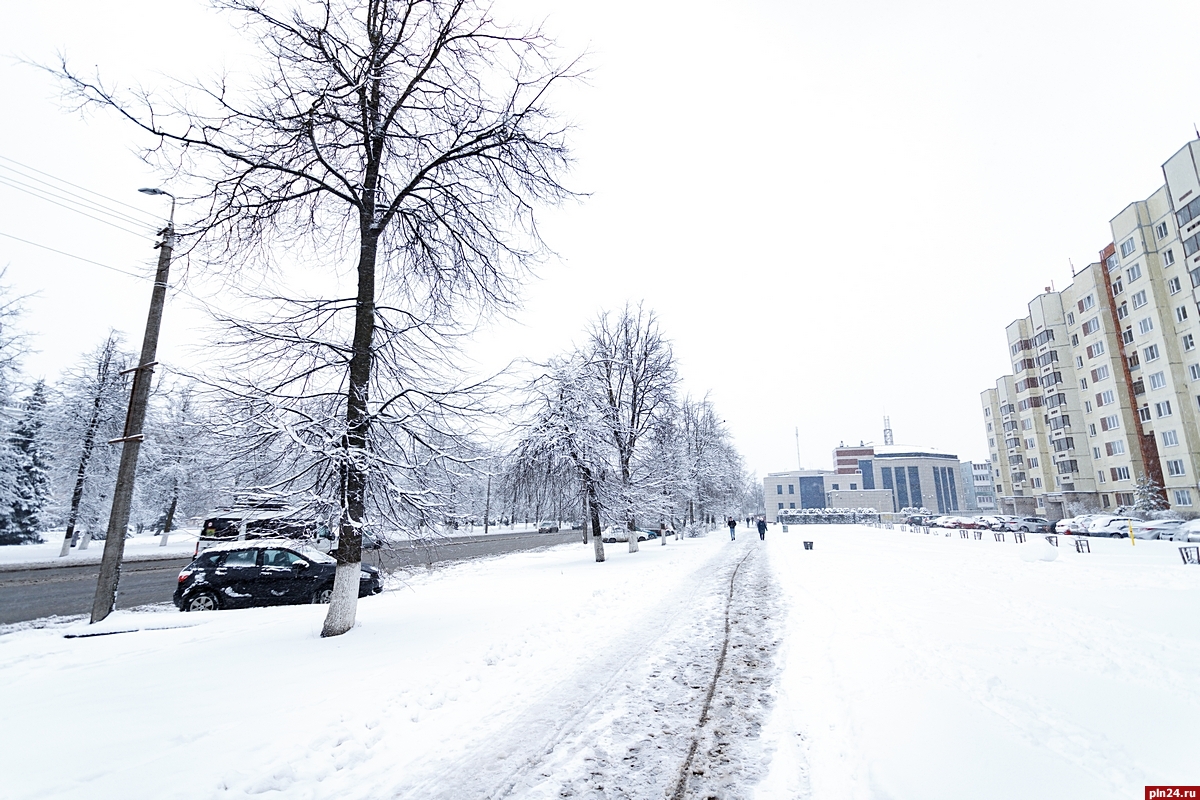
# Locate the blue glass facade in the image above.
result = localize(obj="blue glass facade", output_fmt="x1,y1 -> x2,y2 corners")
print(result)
858,459 -> 875,490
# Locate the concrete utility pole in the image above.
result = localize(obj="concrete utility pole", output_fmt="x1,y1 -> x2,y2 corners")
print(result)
91,189 -> 175,623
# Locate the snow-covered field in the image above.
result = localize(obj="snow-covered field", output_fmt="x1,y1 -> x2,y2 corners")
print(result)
0,529 -> 201,567
2,524 -> 1198,799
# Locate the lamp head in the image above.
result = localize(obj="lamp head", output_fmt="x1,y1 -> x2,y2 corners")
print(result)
138,187 -> 169,196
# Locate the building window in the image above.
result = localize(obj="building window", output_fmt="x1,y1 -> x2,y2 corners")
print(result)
1167,459 -> 1186,477
788,484 -> 794,494
1093,446 -> 1102,459
1066,311 -> 1075,326
1085,401 -> 1093,412
1097,470 -> 1106,483
776,485 -> 783,495
1131,290 -> 1148,309
1168,276 -> 1182,294
1115,491 -> 1135,505
1022,418 -> 1033,430
1097,390 -> 1115,406
1112,466 -> 1131,481
1086,341 -> 1106,358
1122,328 -> 1135,345
1079,378 -> 1088,390
1174,489 -> 1193,507
1126,262 -> 1142,282
1032,477 -> 1042,488
1163,430 -> 1179,447
1156,221 -> 1170,240
1088,423 -> 1097,436
1156,400 -> 1173,418
1191,364 -> 1200,381
1028,457 -> 1039,468
1079,294 -> 1095,311
1177,306 -> 1190,323
1116,303 -> 1129,320
831,483 -> 839,490
1144,344 -> 1160,362
1185,334 -> 1196,352
1100,414 -> 1120,431
1120,238 -> 1137,257
778,502 -> 784,510
1139,405 -> 1152,422
1081,317 -> 1100,336
1105,440 -> 1125,456
1164,248 -> 1176,267
1111,277 -> 1124,296
1149,371 -> 1167,390
1138,318 -> 1154,337
789,502 -> 796,509
1076,356 -> 1084,368
1025,438 -> 1035,448
1091,365 -> 1110,382
850,483 -> 857,490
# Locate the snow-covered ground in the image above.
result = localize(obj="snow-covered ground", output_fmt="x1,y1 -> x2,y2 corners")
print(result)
0,529 -> 201,567
2,524 -> 1197,799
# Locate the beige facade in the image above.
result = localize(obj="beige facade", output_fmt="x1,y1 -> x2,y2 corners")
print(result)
981,140 -> 1200,517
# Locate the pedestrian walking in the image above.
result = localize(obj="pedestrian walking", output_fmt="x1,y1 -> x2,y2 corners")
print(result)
757,517 -> 767,540
727,516 -> 737,540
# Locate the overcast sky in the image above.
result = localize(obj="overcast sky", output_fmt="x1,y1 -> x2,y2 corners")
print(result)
2,0 -> 1200,479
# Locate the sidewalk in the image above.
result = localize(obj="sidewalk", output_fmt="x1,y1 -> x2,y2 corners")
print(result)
0,530 -> 200,571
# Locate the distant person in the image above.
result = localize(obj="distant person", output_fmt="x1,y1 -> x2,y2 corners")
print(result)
727,516 -> 737,540
757,518 -> 767,540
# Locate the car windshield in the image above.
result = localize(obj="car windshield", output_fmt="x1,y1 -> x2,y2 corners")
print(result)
295,545 -> 336,564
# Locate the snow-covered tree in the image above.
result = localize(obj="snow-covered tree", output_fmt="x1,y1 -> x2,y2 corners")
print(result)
59,0 -> 579,636
0,381 -> 51,544
1133,473 -> 1169,516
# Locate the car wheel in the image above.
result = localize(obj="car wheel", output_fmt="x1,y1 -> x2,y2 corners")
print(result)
185,591 -> 218,612
1109,532 -> 1122,538
1019,526 -> 1030,532
312,586 -> 333,604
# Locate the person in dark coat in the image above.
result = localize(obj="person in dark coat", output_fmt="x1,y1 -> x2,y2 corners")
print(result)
757,518 -> 767,540
727,516 -> 737,540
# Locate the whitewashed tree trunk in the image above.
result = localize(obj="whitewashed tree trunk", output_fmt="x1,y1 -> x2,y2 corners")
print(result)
628,528 -> 639,553
78,532 -> 91,550
321,562 -> 360,635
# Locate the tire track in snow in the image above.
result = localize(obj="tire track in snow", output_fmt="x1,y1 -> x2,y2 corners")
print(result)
393,540 -> 784,800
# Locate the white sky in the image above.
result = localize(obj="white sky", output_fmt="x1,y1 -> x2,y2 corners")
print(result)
2,0 -> 1199,478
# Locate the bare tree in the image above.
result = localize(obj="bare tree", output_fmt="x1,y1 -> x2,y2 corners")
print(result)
57,0 -> 578,635
51,333 -> 129,556
585,304 -> 677,532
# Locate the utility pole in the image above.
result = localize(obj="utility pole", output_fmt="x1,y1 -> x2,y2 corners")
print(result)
91,189 -> 174,623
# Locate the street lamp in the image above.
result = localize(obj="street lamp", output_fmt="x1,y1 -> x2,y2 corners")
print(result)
91,188 -> 176,623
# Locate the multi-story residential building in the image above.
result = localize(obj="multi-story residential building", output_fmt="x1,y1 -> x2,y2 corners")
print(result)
971,462 -> 995,510
981,140 -> 1200,518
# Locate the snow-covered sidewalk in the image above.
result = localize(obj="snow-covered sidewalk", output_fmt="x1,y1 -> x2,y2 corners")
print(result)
755,524 -> 1200,799
0,529 -> 201,568
1,532 -> 776,800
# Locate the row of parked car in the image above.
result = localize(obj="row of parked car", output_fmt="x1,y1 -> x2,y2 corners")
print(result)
915,513 -> 1200,541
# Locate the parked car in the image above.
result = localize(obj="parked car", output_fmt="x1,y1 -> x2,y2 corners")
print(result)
929,516 -> 954,528
536,521 -> 560,533
1171,519 -> 1200,542
1129,519 -> 1185,540
1054,516 -> 1093,534
986,515 -> 1019,531
173,539 -> 382,612
1086,517 -> 1139,537
905,513 -> 934,526
1005,517 -> 1053,533
600,526 -> 648,544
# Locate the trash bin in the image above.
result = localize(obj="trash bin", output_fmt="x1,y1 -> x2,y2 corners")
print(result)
803,541 -> 813,550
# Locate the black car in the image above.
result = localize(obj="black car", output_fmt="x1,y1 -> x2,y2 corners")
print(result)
173,540 -> 383,612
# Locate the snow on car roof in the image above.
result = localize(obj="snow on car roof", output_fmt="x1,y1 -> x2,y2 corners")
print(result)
199,538 -> 336,562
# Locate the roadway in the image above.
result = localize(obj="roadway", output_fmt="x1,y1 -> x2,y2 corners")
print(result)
0,528 -> 584,625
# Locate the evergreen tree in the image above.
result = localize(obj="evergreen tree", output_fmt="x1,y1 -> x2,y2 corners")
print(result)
1133,473 -> 1169,515
0,381 -> 51,544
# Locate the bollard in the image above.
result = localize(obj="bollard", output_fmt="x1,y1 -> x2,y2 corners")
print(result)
1180,546 -> 1199,564
1014,532 -> 1026,543
1075,538 -> 1091,554
1045,535 -> 1058,547
960,531 -> 969,539
994,532 -> 1005,542
782,524 -> 789,533
803,541 -> 814,550
945,531 -> 951,537
974,531 -> 983,540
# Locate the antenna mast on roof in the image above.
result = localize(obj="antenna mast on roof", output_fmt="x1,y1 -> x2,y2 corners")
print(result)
795,427 -> 802,471
883,416 -> 894,446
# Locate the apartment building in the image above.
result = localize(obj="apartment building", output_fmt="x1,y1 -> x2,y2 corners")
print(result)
981,139 -> 1200,518
971,462 -> 995,510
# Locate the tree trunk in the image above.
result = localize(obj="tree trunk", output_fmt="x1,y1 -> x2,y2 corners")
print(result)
59,341 -> 115,557
159,489 -> 178,547
483,475 -> 491,535
587,487 -> 604,562
321,224 -> 377,638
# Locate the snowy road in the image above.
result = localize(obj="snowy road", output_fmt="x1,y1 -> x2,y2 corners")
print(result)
3,524 -> 1198,799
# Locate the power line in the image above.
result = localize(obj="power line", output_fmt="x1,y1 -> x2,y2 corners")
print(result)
0,164 -> 159,230
0,154 -> 162,224
0,175 -> 150,239
0,229 -> 150,280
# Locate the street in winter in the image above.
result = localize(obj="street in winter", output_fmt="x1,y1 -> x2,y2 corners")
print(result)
2,0 -> 1200,798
